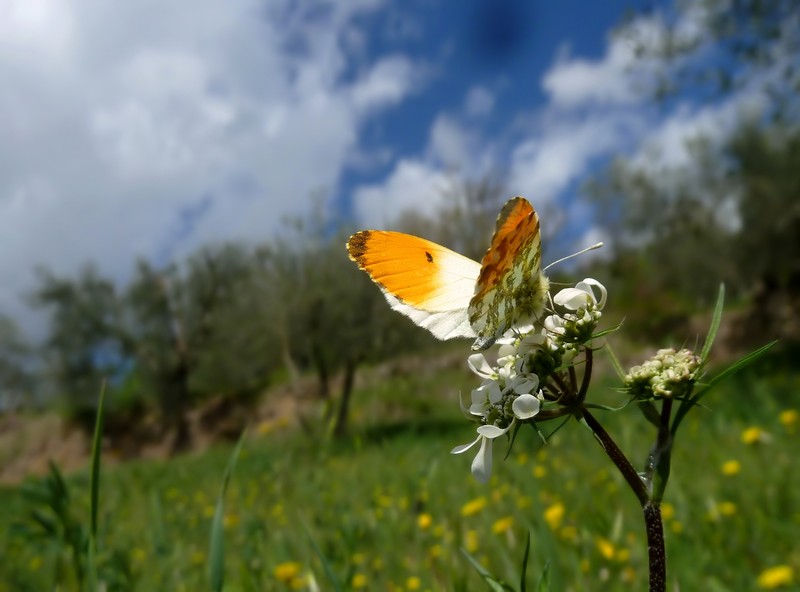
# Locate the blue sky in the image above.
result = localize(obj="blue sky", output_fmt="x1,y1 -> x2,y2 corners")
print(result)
0,0 -> 766,337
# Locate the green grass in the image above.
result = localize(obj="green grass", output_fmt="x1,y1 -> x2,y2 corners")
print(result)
1,357 -> 798,591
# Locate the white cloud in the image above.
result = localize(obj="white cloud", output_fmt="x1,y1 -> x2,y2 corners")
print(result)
464,86 -> 495,117
0,0 -> 427,337
352,160 -> 450,228
542,16 -> 677,108
543,43 -> 639,108
352,55 -> 420,112
428,115 -> 476,169
508,114 -> 642,204
630,94 -> 765,171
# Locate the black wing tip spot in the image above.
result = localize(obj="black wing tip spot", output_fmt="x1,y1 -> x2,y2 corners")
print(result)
346,230 -> 372,263
425,251 -> 434,263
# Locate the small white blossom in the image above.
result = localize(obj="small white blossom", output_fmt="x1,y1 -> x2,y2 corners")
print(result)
554,278 -> 607,311
453,340 -> 543,481
454,277 -> 609,481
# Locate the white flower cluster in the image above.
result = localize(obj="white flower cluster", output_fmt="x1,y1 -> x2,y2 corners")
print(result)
624,348 -> 701,400
452,278 -> 607,482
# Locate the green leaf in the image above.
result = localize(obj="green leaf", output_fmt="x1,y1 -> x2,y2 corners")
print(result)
209,430 -> 247,592
602,342 -> 627,381
89,381 -> 106,540
536,562 -> 551,592
460,549 -> 514,591
302,516 -> 344,592
700,284 -> 725,363
671,340 -> 777,434
87,380 -> 107,592
637,401 -> 662,427
519,531 -> 532,592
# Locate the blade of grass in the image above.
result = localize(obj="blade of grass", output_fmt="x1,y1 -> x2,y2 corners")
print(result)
674,285 -> 726,434
87,380 -> 107,592
209,430 -> 248,592
700,284 -> 725,363
519,530 -> 532,592
301,516 -> 344,592
460,549 -> 514,592
536,561 -> 551,592
602,342 -> 627,381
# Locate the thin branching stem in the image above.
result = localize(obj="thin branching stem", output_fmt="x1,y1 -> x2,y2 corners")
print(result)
581,409 -> 648,506
581,407 -> 666,592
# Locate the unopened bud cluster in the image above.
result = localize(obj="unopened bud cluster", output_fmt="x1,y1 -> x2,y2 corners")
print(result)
624,348 -> 701,400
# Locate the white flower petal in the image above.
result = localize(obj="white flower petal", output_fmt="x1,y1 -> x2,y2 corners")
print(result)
512,377 -> 539,394
512,394 -> 541,419
469,402 -> 485,416
497,343 -> 517,359
486,382 -> 502,404
458,391 -> 471,415
468,353 -> 494,378
554,287 -> 592,309
471,436 -> 493,483
544,314 -> 566,334
578,278 -> 607,310
477,423 -> 511,439
451,435 -> 482,455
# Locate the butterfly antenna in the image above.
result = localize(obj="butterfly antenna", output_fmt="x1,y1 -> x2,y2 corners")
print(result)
544,242 -> 604,273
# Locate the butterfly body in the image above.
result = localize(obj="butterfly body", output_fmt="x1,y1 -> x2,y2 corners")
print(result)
347,197 -> 548,350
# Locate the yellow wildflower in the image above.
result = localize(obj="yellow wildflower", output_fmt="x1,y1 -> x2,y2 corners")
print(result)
274,562 -> 302,583
492,516 -> 514,535
622,566 -> 638,583
461,496 -> 487,517
544,502 -> 565,530
742,426 -> 766,444
464,529 -> 479,553
560,525 -> 578,542
417,513 -> 433,530
757,565 -> 794,589
352,573 -> 368,589
596,537 -> 615,560
721,460 -> 741,476
661,503 -> 674,520
615,548 -> 631,562
533,465 -> 547,478
223,513 -> 240,528
779,409 -> 798,430
406,576 -> 421,590
671,520 -> 683,534
428,544 -> 442,559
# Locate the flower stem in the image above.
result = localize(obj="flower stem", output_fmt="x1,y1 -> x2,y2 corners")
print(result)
644,502 -> 666,592
581,409 -> 666,591
581,409 -> 648,506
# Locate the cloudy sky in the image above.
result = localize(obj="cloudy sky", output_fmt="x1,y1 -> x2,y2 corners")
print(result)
1,0 -> 761,337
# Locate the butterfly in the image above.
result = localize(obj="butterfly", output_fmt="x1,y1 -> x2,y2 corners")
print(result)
346,196 -> 549,351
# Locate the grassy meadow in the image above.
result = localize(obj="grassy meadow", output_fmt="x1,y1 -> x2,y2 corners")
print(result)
0,351 -> 798,591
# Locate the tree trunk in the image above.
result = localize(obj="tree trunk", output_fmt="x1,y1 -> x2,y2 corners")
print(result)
332,359 -> 358,438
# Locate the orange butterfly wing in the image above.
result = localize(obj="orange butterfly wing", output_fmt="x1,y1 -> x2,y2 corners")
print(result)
468,197 -> 549,350
347,230 -> 481,340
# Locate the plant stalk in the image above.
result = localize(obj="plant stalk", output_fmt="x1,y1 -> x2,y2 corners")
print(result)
581,409 -> 666,591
